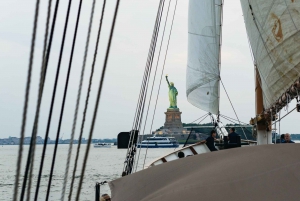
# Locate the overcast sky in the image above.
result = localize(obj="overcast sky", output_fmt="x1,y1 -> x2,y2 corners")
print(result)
0,0 -> 299,140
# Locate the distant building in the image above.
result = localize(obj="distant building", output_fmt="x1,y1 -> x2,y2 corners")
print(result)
36,136 -> 43,144
9,136 -> 20,145
24,137 -> 31,144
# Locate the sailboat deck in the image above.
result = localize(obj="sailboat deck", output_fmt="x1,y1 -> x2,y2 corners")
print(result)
147,139 -> 257,167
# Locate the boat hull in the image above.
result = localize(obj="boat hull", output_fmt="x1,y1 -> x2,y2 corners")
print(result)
94,144 -> 111,148
137,144 -> 179,148
109,144 -> 300,201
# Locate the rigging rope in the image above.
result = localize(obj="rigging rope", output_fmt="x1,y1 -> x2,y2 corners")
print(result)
45,0 -> 83,199
123,0 -> 165,174
31,0 -> 54,199
219,113 -> 249,125
284,94 -> 291,112
183,113 -> 210,148
272,106 -> 297,125
279,110 -> 281,142
219,114 -> 253,136
41,0 -> 53,63
126,0 -> 165,174
189,113 -> 210,124
142,0 -> 178,170
13,0 -> 41,200
27,0 -> 51,200
172,113 -> 210,151
20,0 -> 61,199
61,0 -> 99,201
274,107 -> 277,144
75,1 -> 120,200
134,0 -> 172,173
66,0 -> 99,200
175,113 -> 209,151
130,0 -> 165,149
219,114 -> 252,137
68,0 -> 105,200
220,80 -> 248,140
35,0 -> 71,200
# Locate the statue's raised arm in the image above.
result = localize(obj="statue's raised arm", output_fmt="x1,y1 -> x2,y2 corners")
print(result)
165,75 -> 178,109
165,75 -> 170,87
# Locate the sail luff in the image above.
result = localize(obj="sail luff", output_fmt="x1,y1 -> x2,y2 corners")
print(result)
216,0 -> 223,114
186,0 -> 223,114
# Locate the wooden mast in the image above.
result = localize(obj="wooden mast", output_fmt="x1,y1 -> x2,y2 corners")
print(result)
255,68 -> 271,144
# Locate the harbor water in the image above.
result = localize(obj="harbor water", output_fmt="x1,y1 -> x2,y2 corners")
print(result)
2,142 -> 299,200
0,144 -> 178,201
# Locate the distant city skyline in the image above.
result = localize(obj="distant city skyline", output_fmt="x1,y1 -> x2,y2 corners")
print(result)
0,135 -> 116,145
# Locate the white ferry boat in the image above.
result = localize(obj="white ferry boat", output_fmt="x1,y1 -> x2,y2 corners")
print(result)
137,136 -> 179,148
94,143 -> 111,148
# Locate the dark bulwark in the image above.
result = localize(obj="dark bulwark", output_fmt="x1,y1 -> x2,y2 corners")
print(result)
109,144 -> 300,201
117,130 -> 138,149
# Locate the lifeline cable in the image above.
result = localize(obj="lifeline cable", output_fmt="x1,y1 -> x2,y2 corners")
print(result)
75,1 -> 120,200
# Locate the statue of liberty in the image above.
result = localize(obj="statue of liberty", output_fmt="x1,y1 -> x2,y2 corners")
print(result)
165,75 -> 178,108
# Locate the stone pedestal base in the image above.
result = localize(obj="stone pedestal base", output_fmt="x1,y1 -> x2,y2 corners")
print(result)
164,108 -> 183,134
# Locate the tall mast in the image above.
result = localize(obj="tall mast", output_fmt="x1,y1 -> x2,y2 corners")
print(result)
255,68 -> 271,144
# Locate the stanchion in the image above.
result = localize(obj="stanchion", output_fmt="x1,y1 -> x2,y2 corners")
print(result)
95,181 -> 107,201
95,183 -> 100,201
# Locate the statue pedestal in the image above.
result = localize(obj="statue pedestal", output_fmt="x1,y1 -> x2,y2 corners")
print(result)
164,108 -> 184,134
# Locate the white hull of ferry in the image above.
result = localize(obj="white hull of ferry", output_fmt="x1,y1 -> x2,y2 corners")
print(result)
137,143 -> 179,148
137,136 -> 179,148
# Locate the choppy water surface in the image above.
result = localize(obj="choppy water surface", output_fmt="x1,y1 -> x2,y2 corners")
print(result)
0,144 -> 177,200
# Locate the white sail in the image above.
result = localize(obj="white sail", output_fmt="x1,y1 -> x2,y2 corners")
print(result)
240,0 -> 300,109
186,0 -> 223,114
